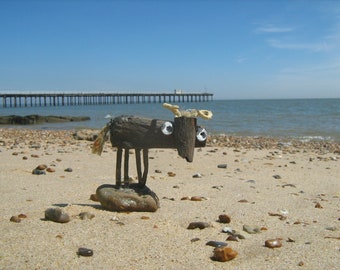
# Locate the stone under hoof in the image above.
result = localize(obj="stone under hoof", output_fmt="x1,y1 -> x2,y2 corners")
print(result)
96,183 -> 160,212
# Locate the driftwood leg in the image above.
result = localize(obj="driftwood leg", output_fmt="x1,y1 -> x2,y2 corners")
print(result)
116,147 -> 122,187
124,148 -> 130,187
135,148 -> 142,183
139,148 -> 149,186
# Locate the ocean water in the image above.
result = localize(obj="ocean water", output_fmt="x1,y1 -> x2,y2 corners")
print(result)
1,99 -> 339,141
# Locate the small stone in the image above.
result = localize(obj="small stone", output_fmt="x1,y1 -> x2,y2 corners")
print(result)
141,216 -> 150,220
206,241 -> 228,248
217,164 -> 227,169
22,156 -> 28,160
77,247 -> 93,257
273,174 -> 282,179
89,194 -> 98,201
187,221 -> 210,230
298,261 -> 304,266
325,226 -> 337,231
167,172 -> 176,177
218,214 -> 231,224
315,202 -> 323,208
192,173 -> 202,178
64,167 -> 73,172
191,238 -> 200,243
10,216 -> 21,223
32,168 -> 46,175
45,208 -> 70,223
154,169 -> 162,173
181,196 -> 191,200
243,224 -> 261,234
238,199 -> 248,203
46,167 -> 55,173
18,213 -> 27,218
36,164 -> 47,170
222,227 -> 234,234
212,247 -> 238,262
191,196 -> 205,201
226,235 -> 238,242
265,238 -> 283,248
236,233 -> 245,239
79,212 -> 95,220
31,154 -> 39,158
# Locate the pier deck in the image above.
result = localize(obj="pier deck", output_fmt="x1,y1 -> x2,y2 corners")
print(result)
0,92 -> 213,108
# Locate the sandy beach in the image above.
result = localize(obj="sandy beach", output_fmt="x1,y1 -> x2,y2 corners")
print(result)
0,128 -> 339,269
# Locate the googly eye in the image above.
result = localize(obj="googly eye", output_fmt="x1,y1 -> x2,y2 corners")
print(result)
161,121 -> 173,135
196,128 -> 207,142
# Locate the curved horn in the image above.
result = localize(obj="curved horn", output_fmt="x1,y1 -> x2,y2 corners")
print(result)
163,103 -> 182,117
197,109 -> 213,120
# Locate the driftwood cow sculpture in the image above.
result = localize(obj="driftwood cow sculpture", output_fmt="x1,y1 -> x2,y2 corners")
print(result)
92,103 -> 212,188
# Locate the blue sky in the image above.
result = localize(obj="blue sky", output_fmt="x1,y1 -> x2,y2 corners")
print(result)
1,0 -> 340,100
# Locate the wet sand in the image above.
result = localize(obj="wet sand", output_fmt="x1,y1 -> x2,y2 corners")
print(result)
0,128 -> 339,269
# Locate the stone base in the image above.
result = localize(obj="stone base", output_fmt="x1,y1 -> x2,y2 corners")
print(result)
96,184 -> 160,212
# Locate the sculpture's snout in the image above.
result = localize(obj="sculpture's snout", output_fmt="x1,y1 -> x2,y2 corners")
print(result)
173,117 -> 197,163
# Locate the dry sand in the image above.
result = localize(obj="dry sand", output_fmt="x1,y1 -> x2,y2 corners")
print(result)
0,129 -> 339,270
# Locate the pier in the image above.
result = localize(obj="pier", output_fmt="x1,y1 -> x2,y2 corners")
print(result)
0,92 -> 213,108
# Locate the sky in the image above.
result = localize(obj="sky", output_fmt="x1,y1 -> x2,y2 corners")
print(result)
0,0 -> 340,100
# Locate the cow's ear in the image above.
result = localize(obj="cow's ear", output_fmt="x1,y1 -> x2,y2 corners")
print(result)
196,128 -> 207,142
161,121 -> 173,135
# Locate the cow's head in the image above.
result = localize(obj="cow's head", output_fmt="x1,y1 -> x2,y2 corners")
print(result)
162,103 -> 213,162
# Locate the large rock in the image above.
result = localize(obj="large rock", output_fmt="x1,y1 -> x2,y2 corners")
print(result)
96,184 -> 160,212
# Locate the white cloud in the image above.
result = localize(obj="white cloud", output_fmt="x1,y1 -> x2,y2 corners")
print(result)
236,57 -> 247,63
281,62 -> 340,74
267,39 -> 329,52
256,26 -> 293,33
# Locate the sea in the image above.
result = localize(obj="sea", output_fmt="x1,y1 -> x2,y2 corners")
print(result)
1,98 -> 339,142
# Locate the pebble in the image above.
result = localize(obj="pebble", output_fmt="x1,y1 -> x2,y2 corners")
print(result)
190,196 -> 206,201
32,168 -> 46,175
36,164 -> 48,170
315,202 -> 323,208
187,221 -> 211,230
243,225 -> 261,234
273,174 -> 282,179
218,214 -> 231,224
77,247 -> 94,257
18,213 -> 27,218
212,247 -> 238,262
46,167 -> 55,173
206,241 -> 228,248
167,172 -> 176,177
217,164 -> 227,169
191,237 -> 200,243
154,169 -> 162,173
192,173 -> 202,178
226,235 -> 238,242
79,212 -> 95,220
10,216 -> 21,223
265,238 -> 283,248
222,227 -> 234,234
89,194 -> 98,201
64,167 -> 73,172
45,207 -> 70,223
